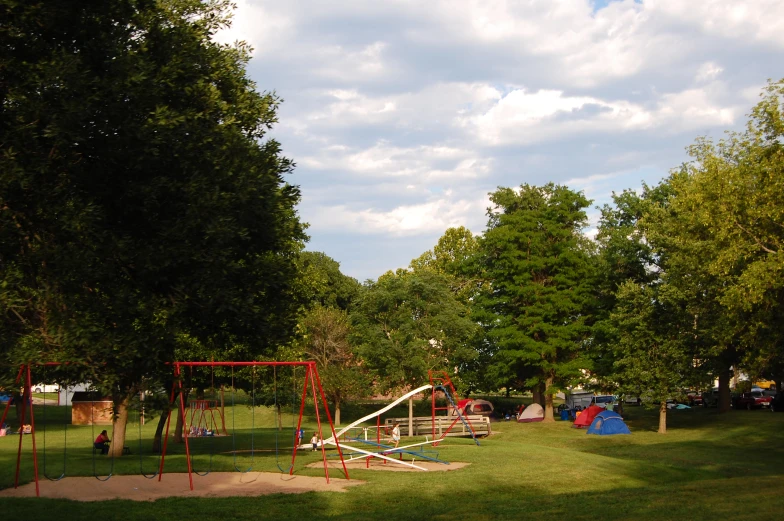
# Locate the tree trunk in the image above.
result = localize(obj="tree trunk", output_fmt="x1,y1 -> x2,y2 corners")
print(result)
152,408 -> 168,454
543,374 -> 555,422
532,383 -> 543,409
658,401 -> 667,433
718,367 -> 732,413
109,395 -> 130,457
334,399 -> 341,427
174,389 -> 189,443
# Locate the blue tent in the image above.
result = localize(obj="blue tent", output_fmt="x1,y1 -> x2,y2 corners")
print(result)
587,410 -> 631,436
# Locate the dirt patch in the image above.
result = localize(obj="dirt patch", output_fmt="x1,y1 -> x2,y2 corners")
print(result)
309,459 -> 469,472
0,471 -> 362,502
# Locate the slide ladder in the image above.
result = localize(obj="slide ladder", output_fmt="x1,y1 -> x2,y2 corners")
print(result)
428,371 -> 479,445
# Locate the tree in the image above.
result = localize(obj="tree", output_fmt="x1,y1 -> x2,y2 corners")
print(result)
298,305 -> 369,425
352,269 -> 479,393
590,185 -> 684,400
409,227 -> 490,391
647,80 -> 784,407
610,281 -> 698,433
296,251 -> 361,311
475,184 -> 595,421
0,0 -> 305,456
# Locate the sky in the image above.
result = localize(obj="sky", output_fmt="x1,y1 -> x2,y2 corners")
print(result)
215,0 -> 784,282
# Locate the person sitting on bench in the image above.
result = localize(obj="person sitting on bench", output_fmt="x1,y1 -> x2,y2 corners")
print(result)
94,430 -> 110,454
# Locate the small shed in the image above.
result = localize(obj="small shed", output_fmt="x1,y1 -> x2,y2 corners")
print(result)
58,383 -> 90,406
71,392 -> 113,425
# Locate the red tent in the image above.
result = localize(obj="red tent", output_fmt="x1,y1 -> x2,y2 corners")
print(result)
572,405 -> 605,428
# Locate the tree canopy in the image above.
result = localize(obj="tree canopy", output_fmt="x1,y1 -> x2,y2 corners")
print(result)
475,184 -> 595,420
1,0 -> 306,453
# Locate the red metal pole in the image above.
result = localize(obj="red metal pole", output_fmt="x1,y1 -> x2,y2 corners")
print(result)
173,361 -> 312,367
158,365 -> 180,481
176,364 -> 194,491
289,365 -> 311,475
15,365 -> 29,490
311,363 -> 349,480
307,364 -> 330,484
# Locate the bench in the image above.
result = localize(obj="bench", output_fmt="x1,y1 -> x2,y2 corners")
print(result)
384,415 -> 491,438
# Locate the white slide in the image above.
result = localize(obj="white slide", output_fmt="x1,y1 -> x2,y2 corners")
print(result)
320,384 -> 434,470
323,384 -> 433,444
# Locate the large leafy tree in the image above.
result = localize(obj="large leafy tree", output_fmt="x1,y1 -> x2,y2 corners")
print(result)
650,80 -> 784,403
0,0 -> 305,455
610,281 -> 698,433
296,251 -> 361,311
352,269 -> 479,393
298,305 -> 370,425
409,227 -> 490,391
476,184 -> 595,421
590,185 -> 680,398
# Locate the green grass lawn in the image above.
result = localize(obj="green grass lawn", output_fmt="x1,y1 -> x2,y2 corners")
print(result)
1,400 -> 782,520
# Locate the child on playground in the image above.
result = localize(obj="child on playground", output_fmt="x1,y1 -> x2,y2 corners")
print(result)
310,433 -> 319,451
391,422 -> 400,448
94,429 -> 111,454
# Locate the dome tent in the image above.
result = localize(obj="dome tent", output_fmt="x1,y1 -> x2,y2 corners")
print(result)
587,410 -> 631,436
517,403 -> 544,422
572,404 -> 605,428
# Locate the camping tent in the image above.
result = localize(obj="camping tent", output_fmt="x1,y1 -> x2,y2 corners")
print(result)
517,403 -> 544,423
572,404 -> 605,428
464,399 -> 494,416
587,410 -> 631,435
452,398 -> 494,417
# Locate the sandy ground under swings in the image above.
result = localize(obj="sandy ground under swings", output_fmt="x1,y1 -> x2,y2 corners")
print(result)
0,471 -> 363,502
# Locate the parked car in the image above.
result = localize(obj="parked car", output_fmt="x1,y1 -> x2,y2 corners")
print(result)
26,383 -> 59,394
732,391 -> 772,410
565,391 -> 594,410
685,391 -> 703,406
771,392 -> 784,412
591,395 -> 617,410
0,391 -> 12,404
702,388 -> 720,407
753,379 -> 777,390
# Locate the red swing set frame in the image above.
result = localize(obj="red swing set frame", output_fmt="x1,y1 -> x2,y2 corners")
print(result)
1,361 -> 349,497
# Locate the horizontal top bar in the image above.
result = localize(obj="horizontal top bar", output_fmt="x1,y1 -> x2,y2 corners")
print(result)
7,361 -> 316,367
173,361 -> 316,367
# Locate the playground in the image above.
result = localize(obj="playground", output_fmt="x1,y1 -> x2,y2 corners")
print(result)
2,371 -> 783,517
1,364 -> 484,503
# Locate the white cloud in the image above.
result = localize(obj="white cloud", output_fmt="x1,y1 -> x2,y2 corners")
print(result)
648,0 -> 784,47
301,141 -> 491,182
212,0 -> 780,280
460,84 -> 738,145
696,62 -> 724,83
306,194 -> 489,236
212,0 -> 293,55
